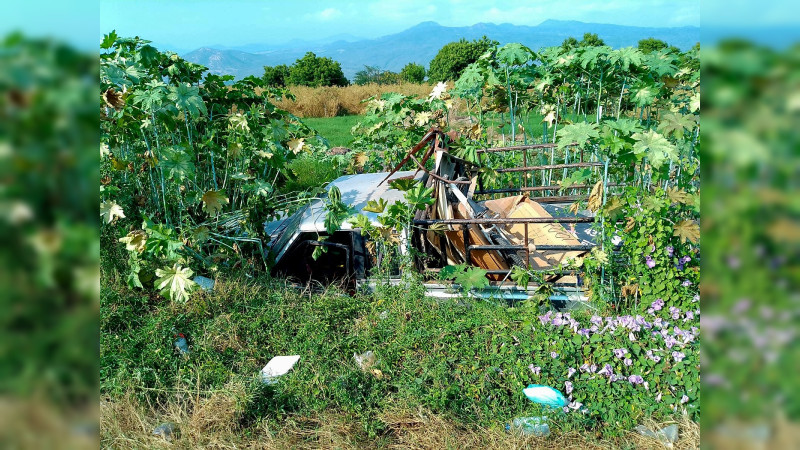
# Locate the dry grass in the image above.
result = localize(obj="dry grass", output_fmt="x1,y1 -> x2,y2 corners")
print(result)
100,392 -> 702,449
274,83 -> 459,118
0,396 -> 98,449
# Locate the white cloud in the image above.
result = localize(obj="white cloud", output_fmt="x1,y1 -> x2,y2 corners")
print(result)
318,7 -> 342,21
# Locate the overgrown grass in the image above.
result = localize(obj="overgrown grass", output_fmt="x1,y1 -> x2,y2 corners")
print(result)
303,115 -> 363,148
274,83 -> 437,118
101,268 -> 694,447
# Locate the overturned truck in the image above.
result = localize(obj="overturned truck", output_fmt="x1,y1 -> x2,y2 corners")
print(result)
264,129 -> 606,305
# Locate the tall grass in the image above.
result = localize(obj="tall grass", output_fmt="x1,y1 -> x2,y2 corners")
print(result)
275,83 -> 438,118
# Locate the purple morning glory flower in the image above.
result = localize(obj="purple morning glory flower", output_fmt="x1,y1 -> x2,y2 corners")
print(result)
685,311 -> 695,321
664,336 -> 678,349
682,280 -> 692,287
672,351 -> 686,362
590,315 -> 603,326
666,246 -> 674,257
651,299 -> 664,311
565,380 -> 573,395
628,375 -> 644,384
645,255 -> 656,268
550,351 -> 558,359
646,349 -> 662,363
578,328 -> 590,336
598,364 -> 613,376
567,367 -> 577,379
624,358 -> 633,366
681,255 -> 692,264
613,348 -> 628,358
681,395 -> 689,404
649,243 -> 656,253
528,365 -> 541,375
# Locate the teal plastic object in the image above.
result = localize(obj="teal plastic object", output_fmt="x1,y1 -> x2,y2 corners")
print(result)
522,384 -> 567,409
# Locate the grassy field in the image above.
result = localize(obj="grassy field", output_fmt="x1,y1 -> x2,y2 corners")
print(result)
100,255 -> 698,449
303,115 -> 363,148
302,112 -> 588,149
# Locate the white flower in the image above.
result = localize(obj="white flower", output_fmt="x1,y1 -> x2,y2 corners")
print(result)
428,81 -> 447,100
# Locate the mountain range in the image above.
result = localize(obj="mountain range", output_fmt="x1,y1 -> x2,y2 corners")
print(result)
182,20 -> 700,81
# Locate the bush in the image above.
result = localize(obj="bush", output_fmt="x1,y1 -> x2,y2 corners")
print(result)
428,36 -> 497,82
400,62 -> 426,83
287,52 -> 348,87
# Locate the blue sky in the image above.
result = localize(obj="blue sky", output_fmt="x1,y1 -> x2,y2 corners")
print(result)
98,0 -> 701,53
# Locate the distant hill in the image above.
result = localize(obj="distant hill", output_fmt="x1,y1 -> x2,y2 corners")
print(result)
183,20 -> 700,81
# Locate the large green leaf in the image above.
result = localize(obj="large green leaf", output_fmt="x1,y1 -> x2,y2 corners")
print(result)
155,264 -> 197,303
168,83 -> 207,117
556,122 -> 600,150
138,44 -> 161,67
160,146 -> 195,181
453,63 -> 485,100
201,190 -> 229,216
657,112 -> 697,139
632,130 -> 678,169
132,86 -> 165,112
100,30 -> 118,50
643,50 -> 678,77
497,43 -> 535,66
631,83 -> 658,107
609,47 -> 644,72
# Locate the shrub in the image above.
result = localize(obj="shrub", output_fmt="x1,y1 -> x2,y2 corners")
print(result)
287,52 -> 348,87
428,36 -> 498,82
400,62 -> 426,83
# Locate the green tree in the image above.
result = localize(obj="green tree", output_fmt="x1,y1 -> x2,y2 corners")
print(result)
580,32 -> 605,47
400,62 -> 426,83
427,36 -> 498,82
561,36 -> 580,50
637,37 -> 680,54
287,52 -> 348,87
354,65 -> 401,85
354,65 -> 384,85
380,71 -> 400,84
263,64 -> 290,86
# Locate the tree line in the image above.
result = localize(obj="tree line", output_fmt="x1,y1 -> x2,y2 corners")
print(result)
263,34 -> 684,87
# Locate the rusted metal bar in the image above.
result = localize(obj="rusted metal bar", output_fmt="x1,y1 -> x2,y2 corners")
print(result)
475,183 -> 622,195
414,217 -> 594,225
467,244 -> 595,251
535,245 -> 596,251
477,142 -> 575,153
532,195 -> 588,203
495,162 -> 604,173
468,244 -> 526,251
482,269 -> 580,275
524,223 -> 530,268
462,224 -> 470,265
